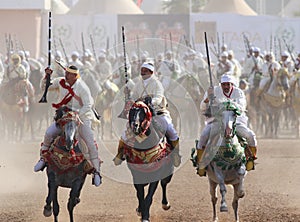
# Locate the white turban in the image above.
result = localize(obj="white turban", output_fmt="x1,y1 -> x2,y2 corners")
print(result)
141,62 -> 154,72
221,74 -> 235,85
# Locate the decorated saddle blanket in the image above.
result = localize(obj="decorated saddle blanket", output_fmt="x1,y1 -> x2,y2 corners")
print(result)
43,138 -> 93,174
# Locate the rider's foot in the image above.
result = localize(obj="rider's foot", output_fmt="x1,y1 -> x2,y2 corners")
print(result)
93,172 -> 102,187
34,158 -> 46,172
246,160 -> 255,171
172,152 -> 181,167
197,168 -> 206,177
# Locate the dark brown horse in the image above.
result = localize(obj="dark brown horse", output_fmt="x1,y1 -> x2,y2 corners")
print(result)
42,107 -> 95,222
114,101 -> 175,222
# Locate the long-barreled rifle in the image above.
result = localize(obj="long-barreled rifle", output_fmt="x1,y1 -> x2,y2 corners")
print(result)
81,32 -> 86,57
39,11 -> 52,103
90,34 -> 98,64
204,32 -> 215,117
282,37 -> 296,65
59,38 -> 69,65
5,33 -> 11,76
118,26 -> 130,119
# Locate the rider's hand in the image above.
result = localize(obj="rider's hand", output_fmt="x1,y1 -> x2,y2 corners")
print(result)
207,86 -> 214,97
44,67 -> 53,75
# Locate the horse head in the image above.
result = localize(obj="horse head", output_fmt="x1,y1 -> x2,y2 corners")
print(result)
56,107 -> 81,151
216,101 -> 241,140
277,68 -> 290,91
129,101 -> 153,136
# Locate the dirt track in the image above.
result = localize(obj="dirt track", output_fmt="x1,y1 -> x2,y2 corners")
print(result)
1,138 -> 300,222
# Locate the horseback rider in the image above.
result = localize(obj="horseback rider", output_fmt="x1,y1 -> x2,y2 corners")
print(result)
113,62 -> 181,167
196,74 -> 257,176
256,53 -> 281,97
33,65 -> 102,187
2,53 -> 33,112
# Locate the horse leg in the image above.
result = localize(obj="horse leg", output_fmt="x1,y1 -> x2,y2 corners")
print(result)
134,183 -> 145,218
232,184 -> 241,222
219,182 -> 228,212
209,179 -> 218,222
161,174 -> 173,210
68,179 -> 84,222
143,181 -> 159,221
44,172 -> 55,217
52,186 -> 59,222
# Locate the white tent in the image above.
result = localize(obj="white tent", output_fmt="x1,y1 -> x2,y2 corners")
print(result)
279,0 -> 300,17
140,0 -> 165,14
68,0 -> 144,15
202,0 -> 257,16
51,0 -> 70,14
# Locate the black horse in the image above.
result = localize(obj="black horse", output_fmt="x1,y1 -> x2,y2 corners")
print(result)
42,107 -> 94,222
114,101 -> 175,222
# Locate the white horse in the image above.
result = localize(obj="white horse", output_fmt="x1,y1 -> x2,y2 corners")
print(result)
192,101 -> 247,222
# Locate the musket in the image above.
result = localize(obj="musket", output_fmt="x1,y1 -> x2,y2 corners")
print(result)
211,36 -> 219,58
204,32 -> 215,116
282,37 -> 296,65
217,32 -> 220,56
39,11 -> 52,103
270,34 -> 273,55
5,33 -> 11,75
118,26 -> 130,119
59,38 -> 69,65
169,32 -> 175,66
20,41 -> 29,63
105,36 -> 110,57
136,35 -> 140,66
81,32 -> 86,56
242,33 -> 257,66
90,34 -> 98,64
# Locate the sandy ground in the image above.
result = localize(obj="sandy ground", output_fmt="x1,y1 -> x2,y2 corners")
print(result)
1,137 -> 300,222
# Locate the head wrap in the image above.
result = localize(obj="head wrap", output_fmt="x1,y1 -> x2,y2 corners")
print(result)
66,65 -> 80,78
141,62 -> 154,72
221,74 -> 235,85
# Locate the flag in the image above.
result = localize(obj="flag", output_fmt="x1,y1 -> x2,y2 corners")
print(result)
136,0 -> 143,7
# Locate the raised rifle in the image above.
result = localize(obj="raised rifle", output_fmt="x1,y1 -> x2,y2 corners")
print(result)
5,33 -> 11,76
59,38 -> 69,65
81,32 -> 86,57
39,11 -> 52,103
106,36 -> 110,57
118,26 -> 131,119
90,34 -> 98,64
282,37 -> 296,65
204,32 -> 215,117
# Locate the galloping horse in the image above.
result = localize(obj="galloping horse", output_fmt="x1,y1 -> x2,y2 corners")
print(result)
191,101 -> 247,222
259,68 -> 290,137
42,107 -> 95,222
94,80 -> 119,140
114,101 -> 175,222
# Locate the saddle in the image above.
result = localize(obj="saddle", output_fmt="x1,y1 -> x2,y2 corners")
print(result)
124,143 -> 171,172
44,136 -> 93,174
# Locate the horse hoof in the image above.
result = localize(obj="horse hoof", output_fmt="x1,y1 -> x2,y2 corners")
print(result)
237,190 -> 245,198
136,208 -> 142,217
162,203 -> 171,210
43,205 -> 52,217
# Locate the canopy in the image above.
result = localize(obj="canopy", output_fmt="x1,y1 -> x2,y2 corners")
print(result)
68,0 -> 144,15
202,0 -> 257,16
